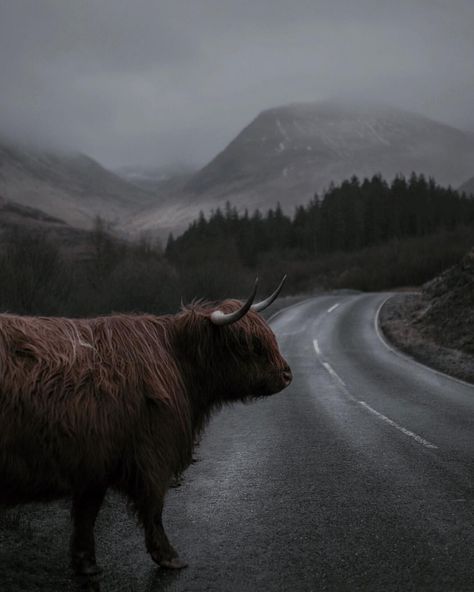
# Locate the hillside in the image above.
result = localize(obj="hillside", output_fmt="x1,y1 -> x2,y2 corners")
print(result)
0,194 -> 93,256
129,100 -> 474,237
380,249 -> 474,383
0,140 -> 157,229
418,249 -> 474,354
459,176 -> 474,196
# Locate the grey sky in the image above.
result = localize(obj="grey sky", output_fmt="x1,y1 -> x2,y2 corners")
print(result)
1,0 -> 473,168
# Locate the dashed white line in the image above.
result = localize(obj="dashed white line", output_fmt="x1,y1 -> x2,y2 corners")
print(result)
327,303 -> 340,313
322,362 -> 347,387
358,401 -> 438,450
311,332 -> 439,451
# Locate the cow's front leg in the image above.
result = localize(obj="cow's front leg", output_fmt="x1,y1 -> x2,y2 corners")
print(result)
140,500 -> 187,569
70,486 -> 106,576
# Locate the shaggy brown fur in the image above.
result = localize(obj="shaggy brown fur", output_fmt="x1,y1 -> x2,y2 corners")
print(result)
0,299 -> 291,574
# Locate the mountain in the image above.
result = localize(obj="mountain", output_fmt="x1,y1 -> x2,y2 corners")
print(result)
0,140 -> 157,229
459,176 -> 474,196
128,100 -> 474,237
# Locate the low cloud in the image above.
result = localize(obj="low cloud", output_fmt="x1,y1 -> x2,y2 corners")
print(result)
1,0 -> 473,168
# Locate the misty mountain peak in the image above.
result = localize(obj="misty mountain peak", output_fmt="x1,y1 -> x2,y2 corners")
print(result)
185,99 -> 474,197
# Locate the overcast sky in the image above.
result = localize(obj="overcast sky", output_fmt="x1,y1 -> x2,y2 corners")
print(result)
1,0 -> 474,169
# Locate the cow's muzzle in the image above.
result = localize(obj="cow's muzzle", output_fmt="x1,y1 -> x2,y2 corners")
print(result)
282,365 -> 292,387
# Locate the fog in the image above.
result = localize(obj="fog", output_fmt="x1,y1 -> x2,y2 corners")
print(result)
1,0 -> 473,168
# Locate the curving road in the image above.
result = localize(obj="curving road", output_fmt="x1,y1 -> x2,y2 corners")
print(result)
2,292 -> 474,591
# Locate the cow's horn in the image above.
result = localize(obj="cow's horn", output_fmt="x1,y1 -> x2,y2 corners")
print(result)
251,275 -> 287,313
210,279 -> 259,326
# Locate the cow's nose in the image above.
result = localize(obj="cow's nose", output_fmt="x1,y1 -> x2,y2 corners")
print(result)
282,366 -> 292,385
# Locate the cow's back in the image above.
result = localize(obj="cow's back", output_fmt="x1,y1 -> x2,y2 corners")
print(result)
0,313 -> 182,504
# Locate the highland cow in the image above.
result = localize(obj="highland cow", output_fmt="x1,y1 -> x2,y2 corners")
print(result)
0,278 -> 291,575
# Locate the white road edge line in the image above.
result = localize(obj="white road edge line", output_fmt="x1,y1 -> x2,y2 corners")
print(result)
375,295 -> 474,390
313,339 -> 321,356
359,401 -> 439,450
327,303 -> 340,313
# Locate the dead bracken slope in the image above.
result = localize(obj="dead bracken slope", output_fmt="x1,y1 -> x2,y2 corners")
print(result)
380,249 -> 474,383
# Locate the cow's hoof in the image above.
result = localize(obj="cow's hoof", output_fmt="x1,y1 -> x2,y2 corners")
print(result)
160,557 -> 188,570
71,554 -> 103,576
149,546 -> 188,569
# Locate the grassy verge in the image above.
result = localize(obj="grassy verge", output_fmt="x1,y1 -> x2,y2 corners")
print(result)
379,293 -> 474,385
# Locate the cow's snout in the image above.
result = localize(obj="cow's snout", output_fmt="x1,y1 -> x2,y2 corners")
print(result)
282,365 -> 292,386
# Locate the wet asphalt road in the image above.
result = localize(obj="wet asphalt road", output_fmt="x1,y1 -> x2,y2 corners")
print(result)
2,292 -> 474,591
